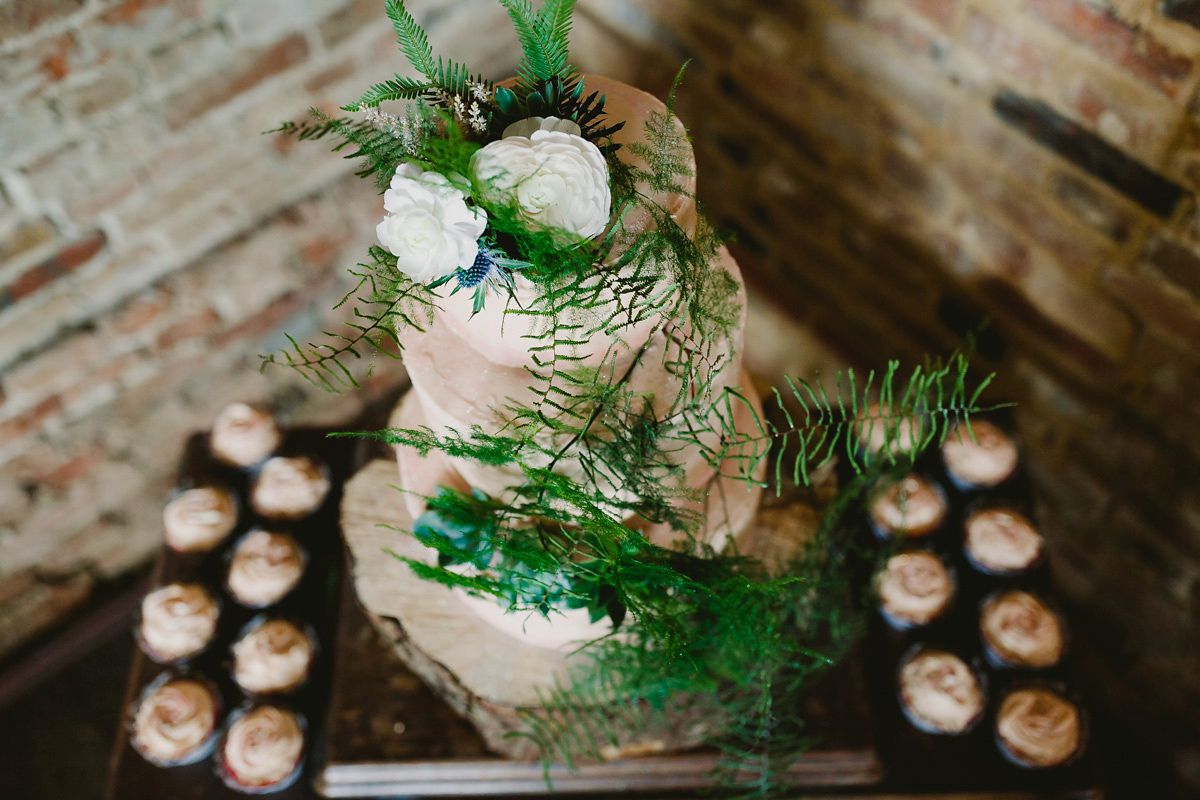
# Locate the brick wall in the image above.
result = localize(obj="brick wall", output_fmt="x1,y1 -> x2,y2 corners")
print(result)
0,0 -> 522,658
4,0 -> 1200,785
569,0 -> 1200,782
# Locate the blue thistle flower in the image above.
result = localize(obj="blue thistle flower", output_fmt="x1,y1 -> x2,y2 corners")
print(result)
457,249 -> 495,288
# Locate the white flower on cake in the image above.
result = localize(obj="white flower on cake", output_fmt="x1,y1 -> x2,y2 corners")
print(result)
471,120 -> 610,241
377,162 -> 487,282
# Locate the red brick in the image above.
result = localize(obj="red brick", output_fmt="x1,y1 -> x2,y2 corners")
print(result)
1049,169 -> 1142,242
38,448 -> 105,491
904,0 -> 956,27
1,0 -> 84,37
0,217 -> 58,264
1058,73 -> 1175,163
39,35 -> 73,81
1144,236 -> 1200,300
105,288 -> 174,338
1103,263 -> 1200,346
0,396 -> 63,447
1024,0 -> 1193,98
303,58 -> 357,94
954,208 -> 1032,280
866,9 -> 941,58
156,307 -> 220,350
0,231 -> 106,306
163,34 -> 310,130
318,0 -> 382,48
964,10 -> 1049,84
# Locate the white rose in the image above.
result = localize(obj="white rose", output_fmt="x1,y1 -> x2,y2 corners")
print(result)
471,129 -> 610,241
501,116 -> 582,139
376,162 -> 487,282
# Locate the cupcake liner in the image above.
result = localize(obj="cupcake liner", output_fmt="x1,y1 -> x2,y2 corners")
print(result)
229,614 -> 319,698
127,669 -> 222,768
223,529 -> 309,610
993,681 -> 1088,769
896,642 -> 988,736
215,703 -> 306,794
135,583 -> 222,666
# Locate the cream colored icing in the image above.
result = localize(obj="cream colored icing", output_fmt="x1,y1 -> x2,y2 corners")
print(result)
857,403 -> 923,456
870,475 -> 947,537
232,619 -> 314,694
133,679 -> 217,764
965,508 -> 1042,573
997,688 -> 1081,767
211,402 -> 282,467
453,588 -> 614,652
899,650 -> 983,734
876,551 -> 953,626
227,531 -> 305,608
251,456 -> 330,520
140,583 -> 219,661
981,590 -> 1063,668
223,706 -> 304,788
942,419 -> 1017,487
163,486 -> 238,552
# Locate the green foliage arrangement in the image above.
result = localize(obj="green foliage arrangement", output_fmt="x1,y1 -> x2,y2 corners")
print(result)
268,1 -> 1000,794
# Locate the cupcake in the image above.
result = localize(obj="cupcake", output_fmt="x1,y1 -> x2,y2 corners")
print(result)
163,486 -> 239,552
897,648 -> 985,734
942,419 -> 1018,490
995,687 -> 1083,768
980,590 -> 1064,669
231,619 -> 315,695
211,403 -> 283,468
139,583 -> 220,663
856,402 -> 924,459
227,530 -> 306,608
876,550 -> 955,629
963,508 -> 1043,575
219,706 -> 305,792
130,675 -> 220,766
869,474 -> 948,539
250,456 -> 330,521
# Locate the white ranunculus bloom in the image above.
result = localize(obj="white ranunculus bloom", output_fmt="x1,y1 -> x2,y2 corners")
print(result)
471,128 -> 610,241
376,162 -> 487,282
501,116 -> 582,139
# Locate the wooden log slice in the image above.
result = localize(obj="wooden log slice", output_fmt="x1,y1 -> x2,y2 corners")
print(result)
342,456 -> 834,762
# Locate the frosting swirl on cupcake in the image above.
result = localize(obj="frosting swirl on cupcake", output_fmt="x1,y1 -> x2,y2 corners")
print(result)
251,457 -> 330,520
981,590 -> 1063,668
964,508 -> 1042,573
140,583 -> 219,661
857,403 -> 923,456
227,531 -> 305,608
870,475 -> 947,537
223,706 -> 304,788
942,419 -> 1018,488
898,650 -> 983,734
132,679 -> 218,765
876,551 -> 954,627
211,403 -> 282,468
163,487 -> 238,552
232,620 -> 314,694
996,688 -> 1081,767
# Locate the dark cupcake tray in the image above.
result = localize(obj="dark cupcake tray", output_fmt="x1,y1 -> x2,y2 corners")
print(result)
855,413 -> 1103,796
107,428 -> 357,800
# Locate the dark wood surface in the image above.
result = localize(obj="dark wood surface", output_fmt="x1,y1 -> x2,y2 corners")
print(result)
106,429 -> 357,800
317,577 -> 882,798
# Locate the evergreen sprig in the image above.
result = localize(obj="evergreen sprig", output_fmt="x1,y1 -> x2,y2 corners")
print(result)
260,245 -> 436,390
349,0 -> 494,110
